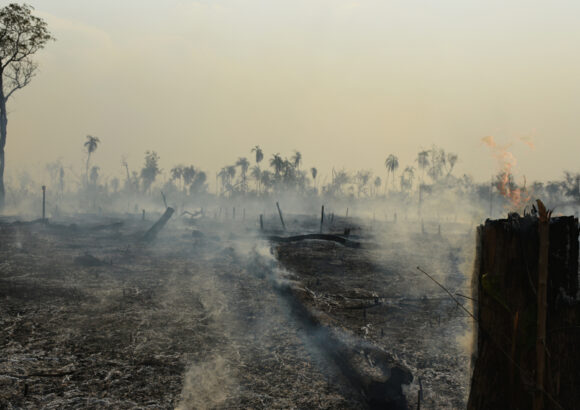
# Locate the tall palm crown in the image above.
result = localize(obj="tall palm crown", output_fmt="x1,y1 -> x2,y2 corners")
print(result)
292,151 -> 302,169
251,145 -> 264,165
236,157 -> 250,193
84,135 -> 100,184
236,157 -> 250,174
384,154 -> 399,191
226,165 -> 236,180
270,154 -> 284,176
310,167 -> 317,180
416,150 -> 430,179
84,135 -> 100,155
182,166 -> 196,185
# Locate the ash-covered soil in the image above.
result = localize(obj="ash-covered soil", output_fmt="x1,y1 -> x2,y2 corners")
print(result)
0,213 -> 473,409
275,219 -> 474,409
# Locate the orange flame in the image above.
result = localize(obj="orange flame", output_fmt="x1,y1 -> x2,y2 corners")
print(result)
482,136 -> 530,208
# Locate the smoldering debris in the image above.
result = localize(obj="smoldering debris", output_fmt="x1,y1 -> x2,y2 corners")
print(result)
0,209 -> 474,409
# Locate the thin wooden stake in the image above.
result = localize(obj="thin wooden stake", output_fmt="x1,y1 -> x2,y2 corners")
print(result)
41,185 -> 46,223
161,191 -> 168,208
276,202 -> 286,231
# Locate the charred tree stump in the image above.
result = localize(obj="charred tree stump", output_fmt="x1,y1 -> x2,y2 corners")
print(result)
467,212 -> 580,410
141,207 -> 175,242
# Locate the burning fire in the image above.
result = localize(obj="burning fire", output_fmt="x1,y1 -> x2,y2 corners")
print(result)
482,135 -> 531,208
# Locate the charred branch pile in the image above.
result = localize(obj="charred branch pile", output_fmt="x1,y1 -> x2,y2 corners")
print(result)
468,212 -> 580,409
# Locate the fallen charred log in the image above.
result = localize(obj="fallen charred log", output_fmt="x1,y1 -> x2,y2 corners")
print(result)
276,284 -> 412,409
266,233 -> 360,248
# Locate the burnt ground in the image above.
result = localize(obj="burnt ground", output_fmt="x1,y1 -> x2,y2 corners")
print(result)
0,213 -> 473,409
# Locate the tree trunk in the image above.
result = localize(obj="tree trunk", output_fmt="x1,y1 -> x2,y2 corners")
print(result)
0,69 -> 7,210
141,207 -> 175,242
467,214 -> 580,410
85,153 -> 91,186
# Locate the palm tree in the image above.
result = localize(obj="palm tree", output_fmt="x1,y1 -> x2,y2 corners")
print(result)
182,166 -> 196,190
251,165 -> 261,194
292,150 -> 302,169
260,170 -> 273,193
140,151 -> 161,193
282,158 -> 296,183
251,145 -> 264,165
373,176 -> 381,197
190,171 -> 207,194
226,165 -> 236,184
84,135 -> 100,185
445,152 -> 458,177
400,166 -> 415,192
427,147 -> 445,182
270,154 -> 284,178
89,166 -> 99,186
217,167 -> 228,195
310,167 -> 317,181
236,157 -> 250,193
331,169 -> 350,196
355,170 -> 371,198
416,150 -> 429,182
170,166 -> 184,190
310,167 -> 317,190
384,154 -> 399,193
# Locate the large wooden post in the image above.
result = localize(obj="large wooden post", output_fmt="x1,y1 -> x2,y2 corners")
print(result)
468,212 -> 580,410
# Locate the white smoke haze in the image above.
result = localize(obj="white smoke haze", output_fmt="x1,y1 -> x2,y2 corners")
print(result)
177,355 -> 236,410
2,2 -> 580,408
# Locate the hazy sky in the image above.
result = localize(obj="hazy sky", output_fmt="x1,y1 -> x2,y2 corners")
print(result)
4,0 -> 580,187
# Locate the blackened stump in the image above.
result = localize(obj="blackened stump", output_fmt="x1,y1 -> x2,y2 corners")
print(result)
467,214 -> 580,410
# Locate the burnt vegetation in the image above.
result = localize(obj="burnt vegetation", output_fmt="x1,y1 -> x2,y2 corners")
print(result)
2,93 -> 580,410
2,3 -> 580,410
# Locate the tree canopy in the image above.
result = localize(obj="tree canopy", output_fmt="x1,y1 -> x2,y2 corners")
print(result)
0,3 -> 54,100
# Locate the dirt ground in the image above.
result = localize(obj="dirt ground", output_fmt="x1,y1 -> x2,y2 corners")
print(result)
0,212 -> 473,409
